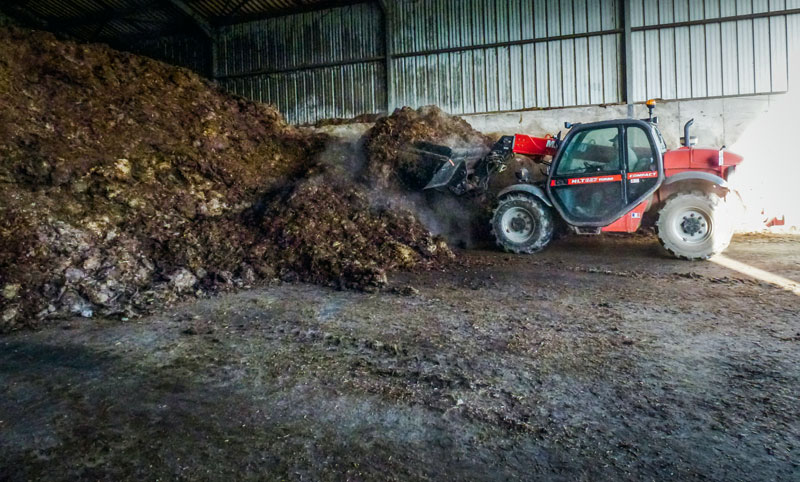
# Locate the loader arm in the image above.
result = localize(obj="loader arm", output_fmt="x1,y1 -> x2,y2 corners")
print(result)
422,134 -> 559,194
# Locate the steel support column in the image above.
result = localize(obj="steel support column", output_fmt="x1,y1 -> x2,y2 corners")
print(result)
209,28 -> 219,79
623,0 -> 634,118
377,0 -> 393,114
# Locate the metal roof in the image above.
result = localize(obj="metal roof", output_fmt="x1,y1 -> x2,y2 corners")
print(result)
0,0 -> 363,45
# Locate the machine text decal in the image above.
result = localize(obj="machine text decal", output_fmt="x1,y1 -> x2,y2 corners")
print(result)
627,171 -> 658,180
550,174 -> 623,187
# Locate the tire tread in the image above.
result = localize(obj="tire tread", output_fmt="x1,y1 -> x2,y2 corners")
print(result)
655,190 -> 732,260
490,194 -> 554,254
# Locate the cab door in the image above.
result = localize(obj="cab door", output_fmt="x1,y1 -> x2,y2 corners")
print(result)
546,121 -> 663,227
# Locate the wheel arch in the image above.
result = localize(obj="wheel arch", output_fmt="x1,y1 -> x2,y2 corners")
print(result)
655,173 -> 732,210
496,184 -> 553,207
663,171 -> 728,189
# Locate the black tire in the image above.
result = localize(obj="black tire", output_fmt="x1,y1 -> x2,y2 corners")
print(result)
491,194 -> 554,254
655,190 -> 733,260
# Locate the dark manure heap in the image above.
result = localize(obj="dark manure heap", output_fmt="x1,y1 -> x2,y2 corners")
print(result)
0,27 -> 451,331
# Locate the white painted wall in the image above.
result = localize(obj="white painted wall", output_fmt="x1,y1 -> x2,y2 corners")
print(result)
460,94 -> 781,151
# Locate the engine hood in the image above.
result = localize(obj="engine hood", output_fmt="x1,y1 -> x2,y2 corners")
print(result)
663,147 -> 744,171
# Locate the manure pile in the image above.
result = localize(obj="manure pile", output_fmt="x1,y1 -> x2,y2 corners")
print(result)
0,27 -> 466,331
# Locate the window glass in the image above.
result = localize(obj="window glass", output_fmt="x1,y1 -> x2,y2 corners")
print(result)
552,183 -> 624,222
627,126 -> 656,173
653,127 -> 667,153
555,127 -> 621,176
626,126 -> 658,201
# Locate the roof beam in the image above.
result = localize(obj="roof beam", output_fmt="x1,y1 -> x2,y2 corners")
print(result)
161,0 -> 212,38
212,0 -> 368,26
221,0 -> 251,19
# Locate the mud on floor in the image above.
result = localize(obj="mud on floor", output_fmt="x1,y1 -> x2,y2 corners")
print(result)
1,234 -> 799,481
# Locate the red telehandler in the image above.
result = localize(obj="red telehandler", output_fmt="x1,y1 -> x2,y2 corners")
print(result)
420,100 -> 744,260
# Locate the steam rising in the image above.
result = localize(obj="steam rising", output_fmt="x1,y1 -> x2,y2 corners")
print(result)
315,129 -> 491,248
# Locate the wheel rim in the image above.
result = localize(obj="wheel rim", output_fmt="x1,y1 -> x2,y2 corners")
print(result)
673,208 -> 712,244
501,206 -> 536,244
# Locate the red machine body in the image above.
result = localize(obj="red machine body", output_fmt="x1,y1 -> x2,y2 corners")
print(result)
421,109 -> 745,260
510,135 -> 745,234
662,146 -> 743,177
512,134 -> 559,157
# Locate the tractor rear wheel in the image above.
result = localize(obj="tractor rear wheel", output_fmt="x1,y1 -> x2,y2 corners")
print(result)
656,190 -> 733,260
491,194 -> 554,254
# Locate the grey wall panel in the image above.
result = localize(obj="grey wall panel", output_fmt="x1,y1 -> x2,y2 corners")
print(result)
609,35 -> 623,101
391,32 -> 622,115
770,15 -> 789,91
197,0 -> 800,123
737,19 -> 756,94
721,21 -> 739,96
754,17 -> 772,92
705,23 -> 723,96
660,28 -> 677,99
629,1 -> 798,102
392,0 -> 618,55
218,2 -> 382,76
630,30 -> 646,101
214,3 -> 384,123
631,0 -> 799,25
220,61 -> 385,124
574,38 -> 589,105
790,14 -> 800,89
510,45 -> 525,110
134,34 -> 209,74
689,25 -> 706,97
387,0 -> 623,114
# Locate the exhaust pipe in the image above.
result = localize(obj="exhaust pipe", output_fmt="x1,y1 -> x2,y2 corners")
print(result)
683,119 -> 695,147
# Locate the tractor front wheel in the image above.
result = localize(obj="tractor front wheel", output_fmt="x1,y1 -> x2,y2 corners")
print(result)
656,190 -> 733,260
491,194 -> 554,254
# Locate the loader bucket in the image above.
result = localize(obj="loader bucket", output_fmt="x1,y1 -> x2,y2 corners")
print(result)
411,141 -> 485,191
424,158 -> 466,190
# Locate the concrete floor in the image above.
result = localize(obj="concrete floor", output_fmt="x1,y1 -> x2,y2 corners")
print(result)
1,234 -> 798,481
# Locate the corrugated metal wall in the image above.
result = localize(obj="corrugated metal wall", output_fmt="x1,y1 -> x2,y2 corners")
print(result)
142,0 -> 800,123
629,0 -> 800,101
215,2 -> 386,124
391,0 -> 623,113
133,34 -> 210,74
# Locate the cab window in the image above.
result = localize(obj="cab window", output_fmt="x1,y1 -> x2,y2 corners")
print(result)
626,126 -> 656,173
555,127 -> 621,176
626,126 -> 659,200
653,126 -> 667,153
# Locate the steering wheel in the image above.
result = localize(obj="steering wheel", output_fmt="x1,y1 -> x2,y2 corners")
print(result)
582,161 -> 606,172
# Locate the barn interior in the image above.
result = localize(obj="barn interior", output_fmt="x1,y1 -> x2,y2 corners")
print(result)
1,1 -> 799,480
